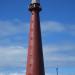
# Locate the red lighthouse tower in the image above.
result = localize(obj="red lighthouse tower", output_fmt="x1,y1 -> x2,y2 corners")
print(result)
26,0 -> 45,75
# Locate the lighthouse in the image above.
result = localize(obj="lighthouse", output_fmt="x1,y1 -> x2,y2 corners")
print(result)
26,0 -> 45,75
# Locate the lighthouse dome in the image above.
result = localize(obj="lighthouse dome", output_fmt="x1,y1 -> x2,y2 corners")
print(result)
31,0 -> 40,4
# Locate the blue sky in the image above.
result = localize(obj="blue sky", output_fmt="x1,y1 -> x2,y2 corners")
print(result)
0,0 -> 75,75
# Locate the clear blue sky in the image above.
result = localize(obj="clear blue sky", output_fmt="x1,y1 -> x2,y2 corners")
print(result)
0,0 -> 75,75
0,0 -> 75,23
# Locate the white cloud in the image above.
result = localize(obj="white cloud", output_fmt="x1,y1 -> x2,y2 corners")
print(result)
43,43 -> 75,67
0,20 -> 26,38
0,72 -> 72,75
0,20 -> 75,47
0,44 -> 75,74
0,20 -> 75,39
41,21 -> 75,35
0,43 -> 75,68
0,72 -> 74,75
0,72 -> 55,75
43,43 -> 75,52
41,21 -> 65,32
0,20 -> 29,46
0,46 -> 27,67
0,72 -> 25,75
9,72 -> 25,75
0,20 -> 75,74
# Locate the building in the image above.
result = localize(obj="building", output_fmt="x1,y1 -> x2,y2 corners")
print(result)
26,0 -> 45,75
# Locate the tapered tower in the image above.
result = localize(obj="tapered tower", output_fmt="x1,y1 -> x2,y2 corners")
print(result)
26,0 -> 45,75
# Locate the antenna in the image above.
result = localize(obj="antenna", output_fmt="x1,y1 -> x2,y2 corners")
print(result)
56,66 -> 58,75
